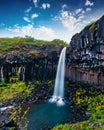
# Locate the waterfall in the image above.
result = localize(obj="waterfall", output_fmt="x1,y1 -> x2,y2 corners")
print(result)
22,67 -> 25,81
1,66 -> 4,82
18,67 -> 21,80
49,47 -> 66,106
17,66 -> 25,81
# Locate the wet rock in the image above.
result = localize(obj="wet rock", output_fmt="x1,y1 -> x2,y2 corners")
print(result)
85,112 -> 91,118
0,107 -> 15,128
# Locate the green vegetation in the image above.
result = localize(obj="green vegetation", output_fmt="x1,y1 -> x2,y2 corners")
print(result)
52,39 -> 68,46
0,37 -> 68,51
52,87 -> 104,130
0,82 -> 33,102
89,21 -> 97,31
27,80 -> 53,86
11,106 -> 30,130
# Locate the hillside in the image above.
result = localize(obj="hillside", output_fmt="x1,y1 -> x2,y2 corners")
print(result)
0,37 -> 67,51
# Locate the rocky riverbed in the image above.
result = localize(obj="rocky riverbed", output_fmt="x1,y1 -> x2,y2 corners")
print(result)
0,81 -> 95,130
0,82 -> 54,129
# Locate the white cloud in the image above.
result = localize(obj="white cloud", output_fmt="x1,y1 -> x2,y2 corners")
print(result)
6,25 -> 57,41
85,0 -> 94,6
25,7 -> 32,13
52,7 -> 89,42
42,3 -> 51,9
86,8 -> 92,12
33,0 -> 38,7
57,6 -> 87,31
60,10 -> 84,31
62,4 -> 68,9
75,8 -> 85,15
31,13 -> 39,19
59,11 -> 86,42
52,0 -> 95,42
23,17 -> 31,23
75,8 -> 83,14
42,3 -> 47,9
47,3 -> 51,8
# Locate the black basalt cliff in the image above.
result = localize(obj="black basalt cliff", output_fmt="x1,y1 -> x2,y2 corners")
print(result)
0,43 -> 64,82
68,15 -> 104,89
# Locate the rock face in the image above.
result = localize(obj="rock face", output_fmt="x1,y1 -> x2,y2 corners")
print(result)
0,44 -> 63,82
68,15 -> 104,89
70,15 -> 104,62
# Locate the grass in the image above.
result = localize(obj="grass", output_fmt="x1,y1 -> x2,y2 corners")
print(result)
52,87 -> 104,130
0,37 -> 68,51
89,21 -> 97,31
0,81 -> 33,102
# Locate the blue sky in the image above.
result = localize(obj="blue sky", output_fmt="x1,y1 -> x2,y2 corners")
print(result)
0,0 -> 104,43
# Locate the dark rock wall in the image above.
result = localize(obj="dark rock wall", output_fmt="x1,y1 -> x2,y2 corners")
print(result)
69,15 -> 104,89
0,60 -> 57,82
0,44 -> 63,82
66,66 -> 104,89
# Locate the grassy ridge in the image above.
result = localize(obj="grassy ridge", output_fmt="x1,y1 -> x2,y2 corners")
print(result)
0,37 -> 68,51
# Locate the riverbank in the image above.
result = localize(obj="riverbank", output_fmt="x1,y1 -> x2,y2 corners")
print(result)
52,82 -> 104,130
0,81 -> 53,129
0,81 -> 104,130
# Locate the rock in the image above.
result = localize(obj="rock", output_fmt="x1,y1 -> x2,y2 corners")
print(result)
0,106 -> 13,112
0,122 -> 4,128
68,15 -> 104,90
85,112 -> 91,117
0,107 -> 15,129
0,44 -> 64,82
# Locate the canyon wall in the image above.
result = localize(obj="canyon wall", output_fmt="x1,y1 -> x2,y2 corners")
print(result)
68,15 -> 104,89
0,44 -> 63,82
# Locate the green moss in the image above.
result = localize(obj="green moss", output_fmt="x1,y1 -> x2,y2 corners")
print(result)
52,87 -> 104,130
0,37 -> 68,51
89,22 -> 97,31
34,80 -> 41,85
51,39 -> 68,47
0,81 -> 33,102
10,127 -> 16,130
11,106 -> 30,130
44,80 -> 53,86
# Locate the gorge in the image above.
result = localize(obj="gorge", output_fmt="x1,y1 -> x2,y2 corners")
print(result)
0,15 -> 104,130
0,14 -> 104,89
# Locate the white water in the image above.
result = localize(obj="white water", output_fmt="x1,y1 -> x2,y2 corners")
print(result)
18,67 -> 21,79
0,106 -> 13,112
18,66 -> 25,81
49,47 -> 66,106
1,66 -> 4,82
22,67 -> 25,81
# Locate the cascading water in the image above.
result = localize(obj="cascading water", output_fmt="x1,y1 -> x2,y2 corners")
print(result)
22,67 -> 25,81
18,67 -> 21,80
1,66 -> 4,82
49,47 -> 66,106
